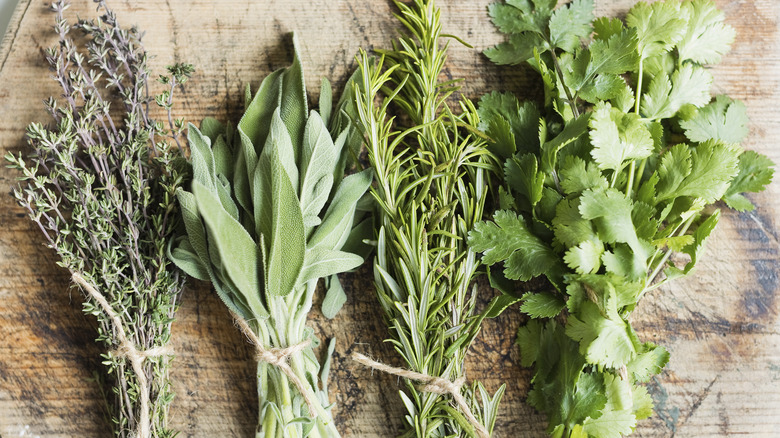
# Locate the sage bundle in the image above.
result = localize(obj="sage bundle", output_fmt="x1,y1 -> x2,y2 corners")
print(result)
6,1 -> 193,437
168,39 -> 370,437
351,1 -> 507,436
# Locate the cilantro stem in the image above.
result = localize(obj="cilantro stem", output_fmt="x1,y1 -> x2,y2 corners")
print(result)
634,158 -> 647,195
634,57 -> 644,115
625,161 -> 636,196
549,49 -> 580,118
610,168 -> 619,188
642,214 -> 696,300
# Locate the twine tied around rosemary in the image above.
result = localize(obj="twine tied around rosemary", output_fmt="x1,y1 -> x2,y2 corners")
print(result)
231,312 -> 318,417
71,272 -> 172,438
352,352 -> 490,438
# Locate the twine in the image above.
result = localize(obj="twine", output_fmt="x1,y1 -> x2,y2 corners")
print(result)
352,352 -> 489,438
230,312 -> 319,417
71,272 -> 172,438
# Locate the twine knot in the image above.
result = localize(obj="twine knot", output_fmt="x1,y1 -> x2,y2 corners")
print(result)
71,272 -> 168,438
419,375 -> 466,396
254,342 -> 309,368
231,312 -> 319,417
352,352 -> 489,438
112,343 -> 173,361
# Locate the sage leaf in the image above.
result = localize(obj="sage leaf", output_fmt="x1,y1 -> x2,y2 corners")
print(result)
265,159 -> 306,297
192,181 -> 265,315
308,169 -> 373,251
321,275 -> 347,319
300,248 -> 363,285
299,111 -> 337,227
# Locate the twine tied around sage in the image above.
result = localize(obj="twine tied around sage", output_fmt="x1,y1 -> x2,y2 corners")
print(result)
71,272 -> 172,438
352,352 -> 490,438
230,312 -> 319,417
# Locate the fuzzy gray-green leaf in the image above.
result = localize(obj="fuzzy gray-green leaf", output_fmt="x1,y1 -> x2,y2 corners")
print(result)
265,159 -> 306,297
308,169 -> 372,251
322,275 -> 347,320
299,111 -> 337,226
300,248 -> 363,285
192,181 -> 265,317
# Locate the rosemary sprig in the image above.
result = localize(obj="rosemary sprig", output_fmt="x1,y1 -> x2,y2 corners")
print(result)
168,38 -> 370,438
352,1 -> 506,436
6,1 -> 193,437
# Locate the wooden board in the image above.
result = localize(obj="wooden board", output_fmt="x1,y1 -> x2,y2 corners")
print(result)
0,0 -> 777,436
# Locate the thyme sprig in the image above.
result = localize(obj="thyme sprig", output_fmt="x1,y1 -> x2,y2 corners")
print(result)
353,1 -> 506,436
6,1 -> 192,437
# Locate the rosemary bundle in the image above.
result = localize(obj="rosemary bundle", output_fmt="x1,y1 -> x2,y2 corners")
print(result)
352,1 -> 507,436
6,1 -> 192,437
168,39 -> 370,438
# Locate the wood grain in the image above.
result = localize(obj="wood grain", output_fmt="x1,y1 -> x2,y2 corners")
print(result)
0,0 -> 777,437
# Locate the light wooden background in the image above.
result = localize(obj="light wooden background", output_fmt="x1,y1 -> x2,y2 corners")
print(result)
0,1 -> 777,437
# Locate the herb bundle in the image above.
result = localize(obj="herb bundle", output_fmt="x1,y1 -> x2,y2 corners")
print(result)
168,39 -> 370,437
469,0 -> 775,436
6,1 -> 193,437
352,1 -> 506,436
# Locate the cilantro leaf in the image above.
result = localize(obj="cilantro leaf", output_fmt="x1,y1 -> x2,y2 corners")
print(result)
655,143 -> 691,202
548,0 -> 594,52
582,404 -> 636,438
564,239 -> 604,275
488,0 -> 555,35
656,140 -> 739,203
485,33 -> 545,65
627,343 -> 670,383
626,0 -> 689,59
520,291 -> 567,318
478,91 -> 541,157
593,17 -> 624,41
632,385 -> 654,421
589,102 -> 653,172
552,198 -> 599,248
559,156 -> 608,195
677,0 -> 736,64
680,95 -> 749,144
579,74 -> 629,104
486,0 -> 554,64
468,210 -> 561,281
563,29 -> 639,92
579,188 -> 648,268
566,297 -> 638,369
505,153 -> 545,207
520,320 -> 608,432
641,64 -> 712,120
540,112 -> 591,173
722,151 -> 775,211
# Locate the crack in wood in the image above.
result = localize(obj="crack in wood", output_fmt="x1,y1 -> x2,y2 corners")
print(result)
0,0 -> 32,73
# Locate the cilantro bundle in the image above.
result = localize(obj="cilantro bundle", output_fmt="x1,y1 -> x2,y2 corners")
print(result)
469,0 -> 775,436
168,41 -> 369,437
6,1 -> 192,437
352,1 -> 507,436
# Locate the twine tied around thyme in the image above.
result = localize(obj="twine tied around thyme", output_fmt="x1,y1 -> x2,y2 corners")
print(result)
230,312 -> 319,417
352,352 -> 490,438
71,272 -> 172,438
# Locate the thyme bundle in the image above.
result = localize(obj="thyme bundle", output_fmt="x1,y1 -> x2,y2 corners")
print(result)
168,39 -> 370,437
6,1 -> 192,437
352,1 -> 508,436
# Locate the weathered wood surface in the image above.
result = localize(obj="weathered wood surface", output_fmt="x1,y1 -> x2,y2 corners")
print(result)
0,0 -> 777,436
